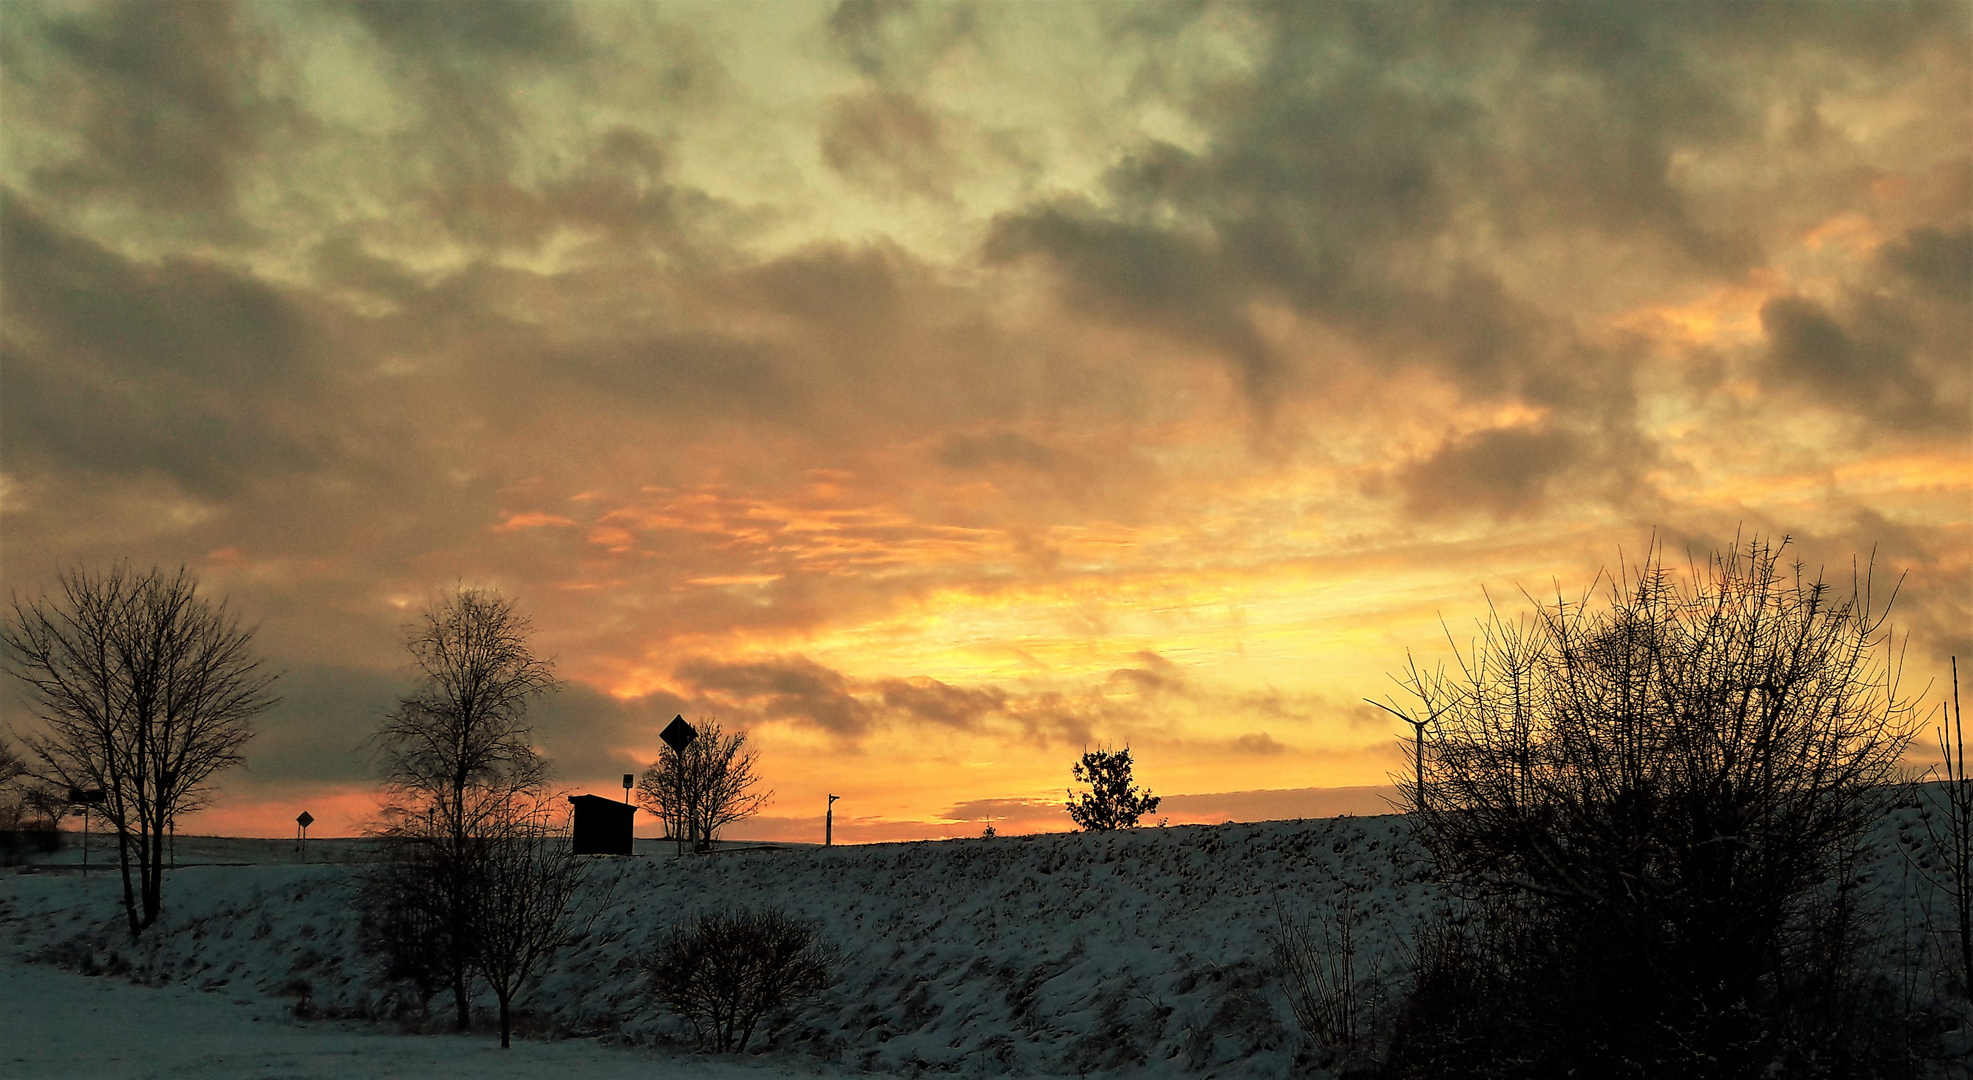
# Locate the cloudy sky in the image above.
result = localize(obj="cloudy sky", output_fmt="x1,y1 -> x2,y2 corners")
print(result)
2,1 -> 1967,840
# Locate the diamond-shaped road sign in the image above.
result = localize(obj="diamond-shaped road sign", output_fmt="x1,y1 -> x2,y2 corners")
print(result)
661,715 -> 698,753
296,811 -> 314,829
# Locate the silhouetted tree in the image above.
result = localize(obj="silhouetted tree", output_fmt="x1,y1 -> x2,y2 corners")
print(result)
644,907 -> 831,1052
636,720 -> 767,854
4,564 -> 277,936
472,795 -> 592,1049
1389,538 -> 1917,1076
1065,744 -> 1159,830
371,586 -> 556,1029
0,735 -> 62,864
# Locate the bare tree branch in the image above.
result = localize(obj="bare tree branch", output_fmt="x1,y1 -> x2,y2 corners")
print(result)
368,586 -> 557,1029
3,564 -> 277,936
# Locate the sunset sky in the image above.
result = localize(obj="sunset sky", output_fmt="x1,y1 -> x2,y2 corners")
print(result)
2,2 -> 1967,841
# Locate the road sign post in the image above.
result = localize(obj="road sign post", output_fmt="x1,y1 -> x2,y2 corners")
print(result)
826,794 -> 840,847
296,811 -> 314,863
659,717 -> 698,854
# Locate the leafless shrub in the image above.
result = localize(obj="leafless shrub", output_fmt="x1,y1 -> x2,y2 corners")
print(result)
1381,537 -> 1920,1075
644,907 -> 831,1052
358,831 -> 455,1017
1273,889 -> 1372,1068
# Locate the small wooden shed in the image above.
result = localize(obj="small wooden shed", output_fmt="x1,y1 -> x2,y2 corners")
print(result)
567,794 -> 635,856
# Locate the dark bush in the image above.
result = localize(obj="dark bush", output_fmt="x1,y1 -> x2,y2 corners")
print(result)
1379,540 -> 1928,1079
0,827 -> 63,866
356,835 -> 457,1017
644,907 -> 831,1053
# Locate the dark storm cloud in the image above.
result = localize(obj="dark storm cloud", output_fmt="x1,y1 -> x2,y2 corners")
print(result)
233,665 -> 401,787
337,2 -> 717,259
346,0 -> 585,63
1882,226 -> 1973,302
988,2 -> 1953,513
21,0 -> 268,217
1759,226 -> 1972,431
0,193 -> 327,494
530,680 -> 687,778
659,652 -> 1201,747
876,676 -> 1006,730
1231,732 -> 1288,756
407,123 -> 705,257
985,206 -> 1278,403
674,655 -> 875,736
827,0 -> 978,86
1397,425 -> 1584,521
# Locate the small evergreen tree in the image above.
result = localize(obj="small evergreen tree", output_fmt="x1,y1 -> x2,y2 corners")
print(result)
1065,744 -> 1160,830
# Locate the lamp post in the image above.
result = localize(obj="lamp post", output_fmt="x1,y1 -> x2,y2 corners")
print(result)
825,794 -> 839,847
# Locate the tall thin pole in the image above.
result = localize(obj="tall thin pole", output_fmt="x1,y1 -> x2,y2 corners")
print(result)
826,794 -> 839,846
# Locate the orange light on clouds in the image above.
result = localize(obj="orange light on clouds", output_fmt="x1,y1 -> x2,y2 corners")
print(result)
2,2 -> 1963,846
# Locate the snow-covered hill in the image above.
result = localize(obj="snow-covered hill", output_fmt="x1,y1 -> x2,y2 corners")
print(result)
0,800 -> 1952,1078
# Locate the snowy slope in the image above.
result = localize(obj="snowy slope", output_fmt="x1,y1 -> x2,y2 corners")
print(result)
2,816 -> 1436,1077
1,800 -> 1952,1078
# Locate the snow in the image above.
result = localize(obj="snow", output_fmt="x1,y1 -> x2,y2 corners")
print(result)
2,957 -> 847,1080
0,801 -> 1953,1078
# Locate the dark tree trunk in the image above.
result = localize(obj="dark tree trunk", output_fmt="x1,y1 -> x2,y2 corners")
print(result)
143,812 -> 165,927
499,994 -> 511,1049
452,973 -> 470,1030
116,822 -> 140,940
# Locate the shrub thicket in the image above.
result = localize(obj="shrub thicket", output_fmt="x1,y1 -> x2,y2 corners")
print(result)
645,907 -> 831,1053
1374,539 -> 1924,1078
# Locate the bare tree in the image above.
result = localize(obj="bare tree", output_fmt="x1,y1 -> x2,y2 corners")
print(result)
0,734 -> 63,864
4,565 -> 277,936
1065,744 -> 1159,830
636,720 -> 767,854
370,586 -> 556,1029
1391,538 -> 1917,1074
472,794 -> 594,1049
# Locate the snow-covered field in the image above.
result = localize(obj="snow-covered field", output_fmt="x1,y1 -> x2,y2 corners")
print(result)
2,958 -> 844,1080
0,803 -> 1953,1079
